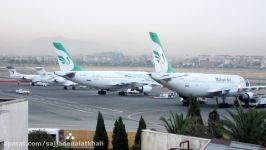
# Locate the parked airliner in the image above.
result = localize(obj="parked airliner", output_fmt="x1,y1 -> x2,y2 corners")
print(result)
35,67 -> 78,90
6,66 -> 43,86
148,32 -> 266,105
53,42 -> 158,95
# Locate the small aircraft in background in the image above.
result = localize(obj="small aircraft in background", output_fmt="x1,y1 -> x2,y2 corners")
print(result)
6,66 -> 45,86
35,67 -> 78,90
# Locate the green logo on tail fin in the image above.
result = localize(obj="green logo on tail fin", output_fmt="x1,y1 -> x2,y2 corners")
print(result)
153,50 -> 160,63
57,56 -> 71,65
53,42 -> 82,71
149,32 -> 175,73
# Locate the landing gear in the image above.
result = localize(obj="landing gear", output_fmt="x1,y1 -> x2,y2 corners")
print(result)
31,82 -> 35,86
234,97 -> 240,106
98,90 -> 107,95
64,86 -> 67,90
217,96 -> 230,108
118,91 -> 127,96
181,97 -> 189,106
71,86 -> 76,90
199,100 -> 206,104
143,93 -> 148,96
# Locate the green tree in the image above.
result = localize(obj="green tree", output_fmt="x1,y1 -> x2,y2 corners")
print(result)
208,109 -> 222,138
130,145 -> 141,150
187,95 -> 203,125
220,107 -> 266,145
134,116 -> 147,145
93,112 -> 109,150
160,112 -> 191,134
112,117 -> 129,150
185,96 -> 209,138
28,130 -> 55,150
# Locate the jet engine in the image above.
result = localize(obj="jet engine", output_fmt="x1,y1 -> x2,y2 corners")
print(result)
54,78 -> 64,83
22,76 -> 30,80
136,85 -> 152,93
238,92 -> 254,104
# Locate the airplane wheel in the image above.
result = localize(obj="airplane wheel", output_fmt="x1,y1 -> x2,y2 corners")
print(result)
98,90 -> 107,95
183,100 -> 189,106
64,86 -> 67,90
118,91 -> 126,96
144,93 -> 148,96
234,100 -> 239,106
218,103 -> 230,108
72,86 -> 76,90
199,101 -> 204,104
31,83 -> 35,86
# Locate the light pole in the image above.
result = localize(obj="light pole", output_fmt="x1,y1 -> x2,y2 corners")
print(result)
66,132 -> 75,149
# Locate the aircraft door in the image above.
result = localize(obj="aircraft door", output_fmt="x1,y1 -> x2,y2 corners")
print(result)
181,78 -> 189,88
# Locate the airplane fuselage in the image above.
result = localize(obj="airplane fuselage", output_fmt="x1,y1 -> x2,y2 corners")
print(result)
11,74 -> 40,82
150,72 -> 247,97
56,71 -> 156,91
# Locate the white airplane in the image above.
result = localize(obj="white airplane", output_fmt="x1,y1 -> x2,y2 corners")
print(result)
148,32 -> 266,106
53,42 -> 158,96
35,67 -> 78,90
6,66 -> 44,86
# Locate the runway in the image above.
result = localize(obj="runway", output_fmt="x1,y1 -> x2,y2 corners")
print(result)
0,82 -> 265,132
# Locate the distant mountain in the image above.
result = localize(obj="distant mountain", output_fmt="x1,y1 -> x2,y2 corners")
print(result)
2,37 -> 116,56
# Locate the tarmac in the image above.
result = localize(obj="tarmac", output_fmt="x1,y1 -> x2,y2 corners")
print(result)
0,82 -> 265,132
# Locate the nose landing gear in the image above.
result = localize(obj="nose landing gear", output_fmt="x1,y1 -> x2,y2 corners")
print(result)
98,90 -> 107,95
118,91 -> 127,96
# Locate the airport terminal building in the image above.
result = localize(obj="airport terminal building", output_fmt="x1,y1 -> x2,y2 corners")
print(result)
0,98 -> 28,150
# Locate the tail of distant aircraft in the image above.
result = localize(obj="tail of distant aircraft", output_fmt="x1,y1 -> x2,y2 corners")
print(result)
35,67 -> 47,75
149,32 -> 175,73
53,42 -> 82,71
6,66 -> 19,78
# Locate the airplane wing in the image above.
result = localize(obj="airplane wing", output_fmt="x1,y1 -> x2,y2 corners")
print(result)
54,71 -> 75,78
130,81 -> 159,87
208,88 -> 231,95
240,86 -> 266,92
63,81 -> 78,86
208,85 -> 266,96
157,74 -> 189,83
35,67 -> 46,75
107,82 -> 132,89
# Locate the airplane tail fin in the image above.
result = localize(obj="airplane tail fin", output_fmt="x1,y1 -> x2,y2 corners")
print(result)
53,42 -> 82,71
149,32 -> 175,73
6,66 -> 19,78
35,67 -> 47,75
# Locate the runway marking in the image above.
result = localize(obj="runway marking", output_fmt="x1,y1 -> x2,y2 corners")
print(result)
127,110 -> 171,127
31,98 -> 92,113
29,95 -> 124,114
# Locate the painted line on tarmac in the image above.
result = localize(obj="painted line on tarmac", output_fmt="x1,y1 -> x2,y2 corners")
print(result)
127,110 -> 170,127
29,95 -> 124,114
31,98 -> 91,113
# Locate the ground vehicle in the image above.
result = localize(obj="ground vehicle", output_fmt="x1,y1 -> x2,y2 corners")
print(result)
16,89 -> 30,94
249,95 -> 266,108
153,92 -> 177,99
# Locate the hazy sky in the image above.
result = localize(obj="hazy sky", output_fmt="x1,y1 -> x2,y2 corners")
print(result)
0,0 -> 266,56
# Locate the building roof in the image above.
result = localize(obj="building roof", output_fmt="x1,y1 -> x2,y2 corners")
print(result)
204,139 -> 263,150
0,98 -> 26,105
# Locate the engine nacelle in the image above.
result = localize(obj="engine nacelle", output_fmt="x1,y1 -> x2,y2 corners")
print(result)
238,92 -> 254,103
54,78 -> 65,83
137,85 -> 152,93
